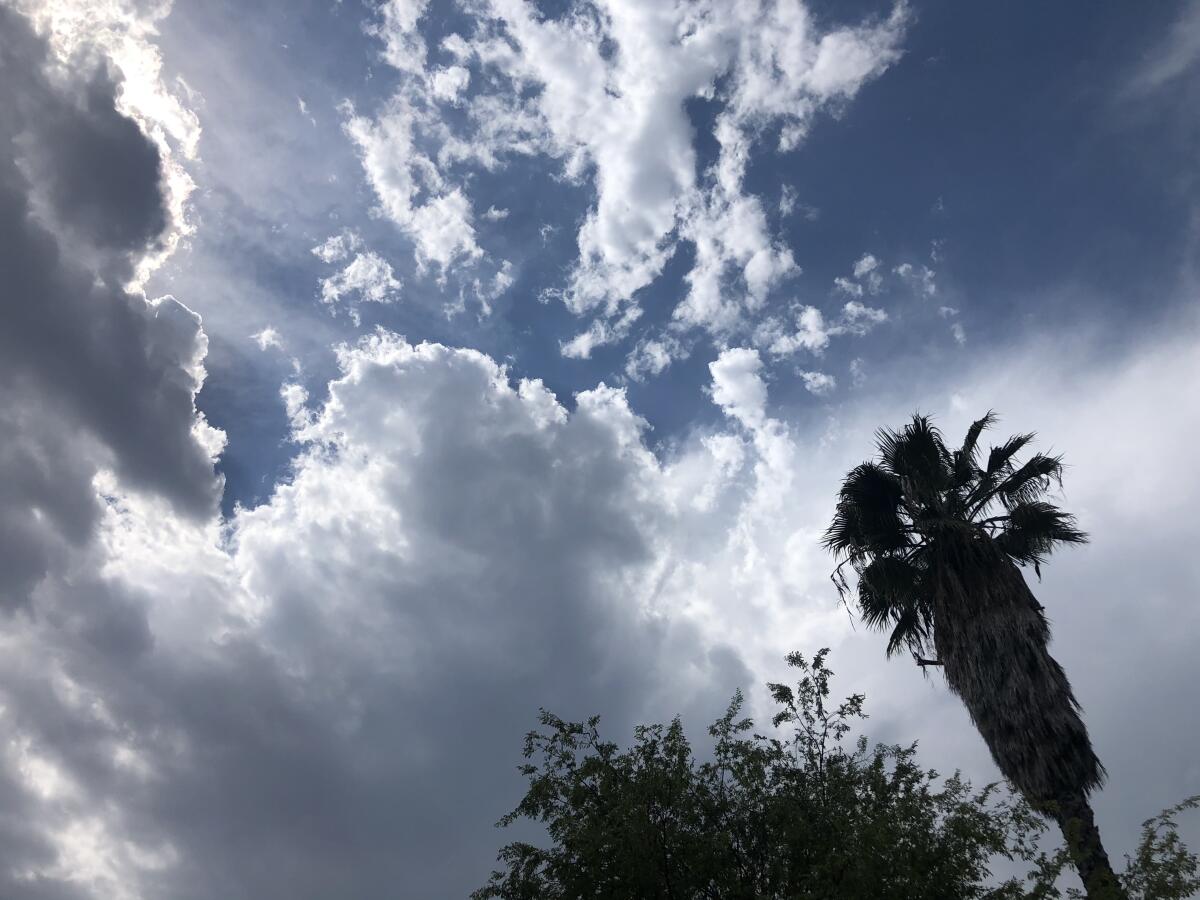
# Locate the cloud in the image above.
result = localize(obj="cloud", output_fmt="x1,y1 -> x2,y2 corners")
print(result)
0,332 -> 764,897
429,64 -> 470,103
341,97 -> 484,274
797,369 -> 837,395
318,251 -> 402,307
347,0 -> 908,355
0,4 -> 221,608
2,300 -> 1199,895
251,327 -> 284,351
310,229 -> 362,264
9,0 -> 202,285
939,305 -> 967,345
894,260 -> 937,297
849,356 -> 867,387
833,276 -> 864,297
625,334 -> 687,381
7,3 -> 1198,896
710,347 -> 769,430
757,299 -> 887,356
1128,1 -> 1200,93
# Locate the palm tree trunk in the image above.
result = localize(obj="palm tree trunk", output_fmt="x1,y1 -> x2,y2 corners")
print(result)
930,545 -> 1122,897
1055,794 -> 1127,900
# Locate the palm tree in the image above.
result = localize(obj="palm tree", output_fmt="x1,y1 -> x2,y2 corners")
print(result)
824,412 -> 1125,899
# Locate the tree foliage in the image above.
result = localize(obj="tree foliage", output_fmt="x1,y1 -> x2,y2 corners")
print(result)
475,650 -> 1198,899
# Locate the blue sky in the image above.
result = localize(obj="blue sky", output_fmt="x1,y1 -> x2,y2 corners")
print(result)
2,0 -> 1199,896
146,0 -> 1198,513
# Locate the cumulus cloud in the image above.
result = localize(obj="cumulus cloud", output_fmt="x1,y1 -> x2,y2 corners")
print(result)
0,4 -> 221,608
7,3 -> 1197,897
2,298 -> 1199,896
0,332 -> 770,896
710,347 -> 769,429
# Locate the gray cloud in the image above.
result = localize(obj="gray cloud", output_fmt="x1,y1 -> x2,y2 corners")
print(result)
0,335 -> 752,897
1,3 -> 1199,897
0,5 -> 221,606
0,311 -> 1197,897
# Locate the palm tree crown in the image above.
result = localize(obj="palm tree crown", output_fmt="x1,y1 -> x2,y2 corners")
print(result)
825,412 -> 1087,659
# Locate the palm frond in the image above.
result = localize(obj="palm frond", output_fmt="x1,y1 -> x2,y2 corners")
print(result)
995,453 -> 1064,509
949,411 -> 996,497
823,462 -> 908,556
995,500 -> 1088,573
963,431 -> 1037,516
875,415 -> 952,497
985,432 -> 1036,476
960,411 -> 998,463
857,556 -> 932,656
885,605 -> 930,657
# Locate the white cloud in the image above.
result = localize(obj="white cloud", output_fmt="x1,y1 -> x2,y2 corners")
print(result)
430,65 -> 470,103
833,275 -> 864,297
560,304 -> 643,359
469,259 -> 514,316
319,251 -> 402,306
797,369 -> 837,395
251,327 -> 284,351
853,253 -> 879,279
482,205 -> 509,221
895,261 -> 937,297
710,347 -> 769,429
369,0 -> 432,75
348,0 -> 909,350
311,229 -> 362,264
759,299 -> 887,356
341,99 -> 484,274
625,335 -> 685,381
780,185 -> 819,221
779,184 -> 797,217
841,299 -> 888,332
835,252 -> 883,296
297,96 -> 316,125
4,313 -> 1200,894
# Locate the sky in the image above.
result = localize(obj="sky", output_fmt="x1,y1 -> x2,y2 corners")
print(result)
0,0 -> 1198,896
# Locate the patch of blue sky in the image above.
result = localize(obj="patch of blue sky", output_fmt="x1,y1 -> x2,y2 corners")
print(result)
158,0 -> 1197,515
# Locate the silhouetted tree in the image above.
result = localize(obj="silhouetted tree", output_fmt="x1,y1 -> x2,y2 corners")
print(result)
824,413 -> 1121,898
475,649 -> 1200,899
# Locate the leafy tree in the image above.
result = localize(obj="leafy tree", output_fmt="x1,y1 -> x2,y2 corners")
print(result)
824,413 -> 1120,897
474,649 -> 1200,899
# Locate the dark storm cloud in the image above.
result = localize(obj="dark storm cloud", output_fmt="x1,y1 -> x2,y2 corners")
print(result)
0,5 -> 221,606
